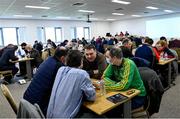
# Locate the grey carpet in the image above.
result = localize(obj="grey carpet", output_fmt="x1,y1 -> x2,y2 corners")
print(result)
152,74 -> 180,118
0,75 -> 180,118
0,81 -> 30,118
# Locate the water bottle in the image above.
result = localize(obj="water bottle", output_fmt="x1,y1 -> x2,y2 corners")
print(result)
160,52 -> 164,61
99,80 -> 106,96
164,53 -> 168,60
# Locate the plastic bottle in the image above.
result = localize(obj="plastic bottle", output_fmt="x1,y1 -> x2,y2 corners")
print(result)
164,53 -> 168,60
99,80 -> 106,96
160,52 -> 164,61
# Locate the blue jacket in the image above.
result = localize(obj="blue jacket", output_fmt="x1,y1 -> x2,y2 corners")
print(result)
135,44 -> 155,67
23,56 -> 64,115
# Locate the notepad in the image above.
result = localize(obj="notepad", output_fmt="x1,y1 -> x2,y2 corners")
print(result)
18,79 -> 27,85
106,93 -> 128,104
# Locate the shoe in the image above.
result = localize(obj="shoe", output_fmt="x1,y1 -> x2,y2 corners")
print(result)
16,73 -> 26,77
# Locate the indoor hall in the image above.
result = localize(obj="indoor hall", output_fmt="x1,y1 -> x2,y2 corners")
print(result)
0,0 -> 180,118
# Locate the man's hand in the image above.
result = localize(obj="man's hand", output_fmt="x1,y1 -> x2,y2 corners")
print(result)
92,81 -> 100,89
93,70 -> 99,74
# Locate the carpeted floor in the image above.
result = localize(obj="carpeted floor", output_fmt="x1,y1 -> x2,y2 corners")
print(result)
0,75 -> 180,118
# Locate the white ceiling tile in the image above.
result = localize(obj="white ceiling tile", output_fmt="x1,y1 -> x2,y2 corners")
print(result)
0,0 -> 180,20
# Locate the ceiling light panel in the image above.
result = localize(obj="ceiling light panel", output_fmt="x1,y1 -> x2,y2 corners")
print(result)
78,10 -> 95,13
13,15 -> 32,17
107,19 -> 116,21
146,6 -> 159,10
112,0 -> 131,5
25,5 -> 50,9
90,18 -> 99,20
56,16 -> 71,19
164,10 -> 174,13
131,15 -> 141,17
112,13 -> 124,15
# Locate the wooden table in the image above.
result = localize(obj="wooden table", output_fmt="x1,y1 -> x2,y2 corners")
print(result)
158,58 -> 176,90
84,88 -> 140,118
11,58 -> 34,80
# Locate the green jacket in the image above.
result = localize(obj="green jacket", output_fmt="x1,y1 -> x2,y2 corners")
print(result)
103,58 -> 146,96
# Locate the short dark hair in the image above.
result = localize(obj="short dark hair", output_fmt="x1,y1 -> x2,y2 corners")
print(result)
122,39 -> 129,45
160,36 -> 167,42
109,48 -> 123,59
13,45 -> 18,51
144,37 -> 154,45
21,42 -> 27,47
54,47 -> 68,58
84,44 -> 96,50
66,50 -> 83,68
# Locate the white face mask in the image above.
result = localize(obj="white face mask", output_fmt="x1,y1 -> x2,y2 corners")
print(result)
106,57 -> 111,64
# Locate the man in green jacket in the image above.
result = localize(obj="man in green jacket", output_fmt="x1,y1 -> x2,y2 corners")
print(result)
103,47 -> 146,109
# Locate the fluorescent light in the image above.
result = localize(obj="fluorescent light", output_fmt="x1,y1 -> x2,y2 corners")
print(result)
78,10 -> 95,13
131,15 -> 141,17
56,16 -> 71,19
164,10 -> 174,13
13,15 -> 32,17
146,6 -> 159,10
112,13 -> 124,16
107,19 -> 116,21
90,18 -> 99,20
112,0 -> 131,5
25,5 -> 50,9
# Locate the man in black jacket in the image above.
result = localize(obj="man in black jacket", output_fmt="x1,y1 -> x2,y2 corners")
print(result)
0,45 -> 19,83
23,47 -> 67,115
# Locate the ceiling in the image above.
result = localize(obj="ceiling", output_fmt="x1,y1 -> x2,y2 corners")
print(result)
0,0 -> 180,21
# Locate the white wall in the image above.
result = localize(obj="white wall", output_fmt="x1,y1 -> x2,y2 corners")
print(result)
2,13 -> 180,45
0,19 -> 110,44
110,13 -> 180,41
110,18 -> 146,36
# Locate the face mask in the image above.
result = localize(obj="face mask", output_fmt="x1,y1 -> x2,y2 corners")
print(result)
106,57 -> 111,64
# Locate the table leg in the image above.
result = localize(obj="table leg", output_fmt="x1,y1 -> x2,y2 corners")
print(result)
26,60 -> 32,80
123,100 -> 131,118
168,62 -> 172,87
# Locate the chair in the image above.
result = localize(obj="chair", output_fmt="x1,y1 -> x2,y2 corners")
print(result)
132,96 -> 150,118
0,84 -> 18,114
138,67 -> 164,117
0,70 -> 13,79
17,99 -> 45,118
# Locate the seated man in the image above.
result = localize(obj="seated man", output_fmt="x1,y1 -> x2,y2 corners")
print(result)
0,45 -> 19,83
47,50 -> 96,118
23,47 -> 67,115
121,39 -> 135,57
25,44 -> 43,68
135,38 -> 157,68
83,44 -> 107,79
17,42 -> 28,76
103,48 -> 146,110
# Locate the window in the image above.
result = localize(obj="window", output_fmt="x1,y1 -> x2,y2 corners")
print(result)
84,27 -> 90,40
0,27 -> 26,46
76,27 -> 84,39
71,27 -> 90,40
0,28 -> 3,46
37,27 -> 63,43
37,27 -> 45,43
55,27 -> 63,42
45,27 -> 56,42
71,27 -> 76,39
17,27 -> 26,44
3,28 -> 18,46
